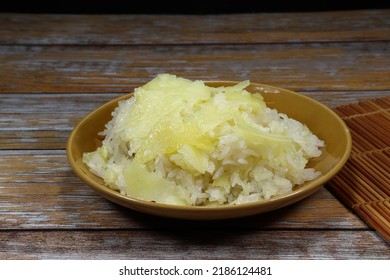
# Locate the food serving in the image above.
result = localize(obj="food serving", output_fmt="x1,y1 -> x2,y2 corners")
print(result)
83,74 -> 325,206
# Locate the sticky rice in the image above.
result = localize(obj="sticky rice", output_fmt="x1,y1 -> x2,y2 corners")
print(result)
83,74 -> 325,206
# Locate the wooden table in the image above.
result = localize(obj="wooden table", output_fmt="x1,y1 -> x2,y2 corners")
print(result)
1,9 -> 389,259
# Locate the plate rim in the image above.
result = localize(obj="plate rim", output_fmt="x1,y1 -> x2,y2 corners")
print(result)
66,80 -> 352,220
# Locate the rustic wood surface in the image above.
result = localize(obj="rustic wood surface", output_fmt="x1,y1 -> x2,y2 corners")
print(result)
0,9 -> 389,259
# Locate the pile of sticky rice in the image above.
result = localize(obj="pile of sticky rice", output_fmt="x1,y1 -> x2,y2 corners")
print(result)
83,73 -> 325,206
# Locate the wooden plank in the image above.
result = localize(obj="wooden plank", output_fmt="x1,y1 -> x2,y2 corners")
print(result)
0,185 -> 366,230
0,150 -> 366,230
0,93 -> 119,150
2,91 -> 389,114
0,93 -> 121,131
1,9 -> 388,263
0,10 -> 389,45
0,93 -> 120,150
0,230 -> 388,259
2,91 -> 390,150
0,42 -> 389,93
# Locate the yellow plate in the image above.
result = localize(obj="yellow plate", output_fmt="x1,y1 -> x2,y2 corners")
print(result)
66,81 -> 352,220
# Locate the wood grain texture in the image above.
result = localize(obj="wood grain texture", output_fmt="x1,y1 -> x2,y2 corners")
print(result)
1,42 -> 389,93
1,11 -> 389,259
0,150 -> 365,230
1,91 -> 390,150
0,10 -> 389,45
0,230 -> 388,260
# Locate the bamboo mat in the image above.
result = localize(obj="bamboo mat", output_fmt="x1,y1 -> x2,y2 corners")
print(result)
329,96 -> 390,243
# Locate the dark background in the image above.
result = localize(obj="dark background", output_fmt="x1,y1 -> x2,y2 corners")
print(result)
0,0 -> 389,14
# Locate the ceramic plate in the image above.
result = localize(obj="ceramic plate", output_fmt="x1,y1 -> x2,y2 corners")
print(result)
66,81 -> 351,220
